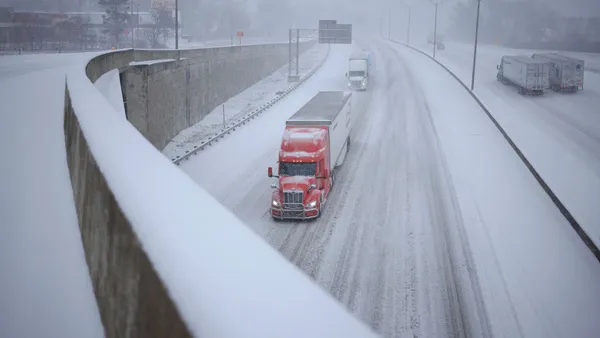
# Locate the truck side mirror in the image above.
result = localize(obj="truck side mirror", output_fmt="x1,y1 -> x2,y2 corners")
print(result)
497,65 -> 499,70
345,72 -> 348,78
268,167 -> 273,177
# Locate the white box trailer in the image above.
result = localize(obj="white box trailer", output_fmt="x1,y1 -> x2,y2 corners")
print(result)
497,55 -> 550,95
531,53 -> 585,92
286,91 -> 352,169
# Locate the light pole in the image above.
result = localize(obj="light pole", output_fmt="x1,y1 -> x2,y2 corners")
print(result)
432,2 -> 438,58
407,6 -> 412,44
130,0 -> 134,48
400,1 -> 413,44
175,0 -> 179,49
388,11 -> 391,39
471,0 -> 482,90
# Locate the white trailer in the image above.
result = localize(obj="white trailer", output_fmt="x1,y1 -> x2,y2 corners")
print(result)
497,55 -> 550,95
286,91 -> 352,170
531,53 -> 585,92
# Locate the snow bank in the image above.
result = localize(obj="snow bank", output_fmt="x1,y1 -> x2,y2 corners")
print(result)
94,69 -> 126,117
0,67 -> 104,337
66,50 -> 377,337
388,40 -> 600,338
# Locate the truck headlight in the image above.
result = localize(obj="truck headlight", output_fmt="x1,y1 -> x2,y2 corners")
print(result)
306,200 -> 317,208
272,200 -> 280,207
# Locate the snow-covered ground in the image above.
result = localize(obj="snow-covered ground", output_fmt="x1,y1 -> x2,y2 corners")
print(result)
0,63 -> 104,337
163,44 -> 329,160
405,39 -> 600,248
180,37 -> 600,337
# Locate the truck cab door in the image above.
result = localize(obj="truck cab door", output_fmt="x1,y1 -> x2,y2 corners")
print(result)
316,159 -> 324,189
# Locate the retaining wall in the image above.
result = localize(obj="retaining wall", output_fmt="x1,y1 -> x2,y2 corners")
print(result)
123,42 -> 316,150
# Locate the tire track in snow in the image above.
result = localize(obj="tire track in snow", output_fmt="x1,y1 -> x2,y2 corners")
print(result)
388,42 -> 494,338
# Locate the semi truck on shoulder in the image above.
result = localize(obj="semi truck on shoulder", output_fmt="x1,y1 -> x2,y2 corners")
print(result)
268,91 -> 352,220
497,55 -> 550,95
531,53 -> 584,92
346,51 -> 374,91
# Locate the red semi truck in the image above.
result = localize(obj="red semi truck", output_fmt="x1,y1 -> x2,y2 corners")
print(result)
268,91 -> 352,220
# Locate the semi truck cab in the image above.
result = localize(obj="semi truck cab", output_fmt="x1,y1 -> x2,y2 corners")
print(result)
346,51 -> 373,91
268,127 -> 332,220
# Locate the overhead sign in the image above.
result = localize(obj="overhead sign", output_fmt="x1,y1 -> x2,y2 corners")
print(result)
151,0 -> 175,9
236,31 -> 244,37
318,19 -> 352,44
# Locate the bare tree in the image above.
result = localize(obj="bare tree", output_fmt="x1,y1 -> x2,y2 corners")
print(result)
98,0 -> 130,48
146,4 -> 172,48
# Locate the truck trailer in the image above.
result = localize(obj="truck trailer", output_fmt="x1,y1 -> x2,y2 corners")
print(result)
346,51 -> 373,91
268,91 -> 352,220
531,53 -> 584,92
497,55 -> 550,95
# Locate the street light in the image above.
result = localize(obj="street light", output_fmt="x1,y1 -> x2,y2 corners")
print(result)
433,2 -> 438,58
400,0 -> 413,45
175,0 -> 179,49
470,0 -> 482,90
429,0 -> 447,58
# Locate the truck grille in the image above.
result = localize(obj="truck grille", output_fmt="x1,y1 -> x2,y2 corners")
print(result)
283,191 -> 304,209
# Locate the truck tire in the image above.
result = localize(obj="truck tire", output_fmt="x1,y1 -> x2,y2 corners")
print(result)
330,170 -> 335,189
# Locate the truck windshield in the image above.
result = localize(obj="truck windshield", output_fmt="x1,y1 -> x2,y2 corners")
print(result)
348,70 -> 365,77
279,162 -> 316,176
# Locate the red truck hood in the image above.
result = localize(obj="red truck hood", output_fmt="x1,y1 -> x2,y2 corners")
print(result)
279,176 -> 316,193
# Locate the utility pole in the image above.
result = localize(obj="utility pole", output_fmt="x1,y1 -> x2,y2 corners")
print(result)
433,2 -> 438,58
407,7 -> 411,44
175,0 -> 179,49
471,0 -> 482,90
388,11 -> 391,39
130,0 -> 134,48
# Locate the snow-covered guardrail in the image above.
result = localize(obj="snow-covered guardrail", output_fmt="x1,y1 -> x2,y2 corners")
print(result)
64,44 -> 378,337
171,44 -> 331,164
386,38 -> 600,262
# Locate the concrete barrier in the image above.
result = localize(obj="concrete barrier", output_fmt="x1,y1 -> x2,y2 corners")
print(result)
64,87 -> 191,338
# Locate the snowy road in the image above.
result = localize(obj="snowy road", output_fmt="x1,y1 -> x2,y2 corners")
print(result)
182,38 -> 600,337
182,40 -> 483,337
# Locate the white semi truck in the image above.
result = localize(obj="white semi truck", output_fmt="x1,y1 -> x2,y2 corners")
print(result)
531,53 -> 585,92
497,55 -> 550,95
346,51 -> 374,91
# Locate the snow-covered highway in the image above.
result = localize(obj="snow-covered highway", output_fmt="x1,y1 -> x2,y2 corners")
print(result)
407,40 -> 600,247
180,38 -> 600,337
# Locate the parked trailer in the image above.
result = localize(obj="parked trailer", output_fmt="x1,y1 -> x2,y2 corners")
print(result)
497,55 -> 550,95
531,53 -> 585,92
268,91 -> 352,220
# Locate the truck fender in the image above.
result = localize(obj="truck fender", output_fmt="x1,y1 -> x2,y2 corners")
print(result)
307,189 -> 323,207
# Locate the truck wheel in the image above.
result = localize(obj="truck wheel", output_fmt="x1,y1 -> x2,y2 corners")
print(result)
330,171 -> 335,188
